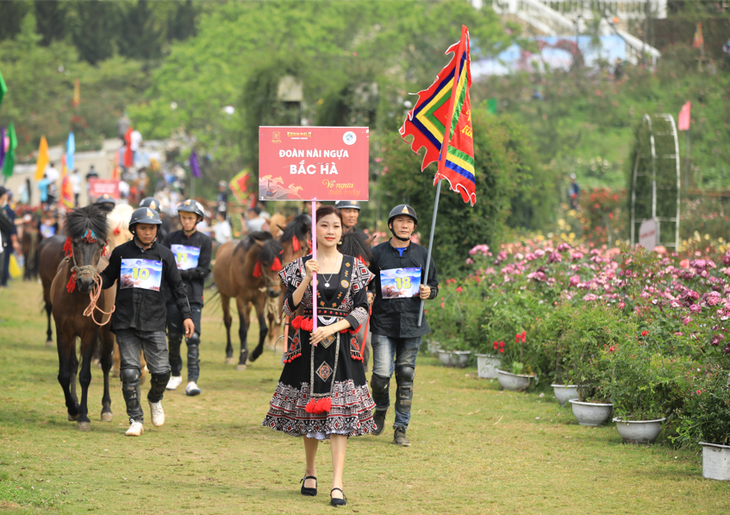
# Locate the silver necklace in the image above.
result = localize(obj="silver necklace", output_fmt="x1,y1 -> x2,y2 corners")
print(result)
321,272 -> 335,288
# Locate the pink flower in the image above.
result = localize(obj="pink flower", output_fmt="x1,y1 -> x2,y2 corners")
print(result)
456,286 -> 463,293
465,258 -> 474,265
535,249 -> 546,258
569,275 -> 581,287
547,252 -> 562,264
571,251 -> 584,261
609,346 -> 615,352
689,304 -> 702,314
683,316 -> 692,325
618,302 -> 625,309
440,302 -> 444,309
641,330 -> 648,337
583,294 -> 598,302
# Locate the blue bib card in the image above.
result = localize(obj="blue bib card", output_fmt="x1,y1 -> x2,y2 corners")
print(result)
120,259 -> 163,291
171,244 -> 200,270
380,267 -> 421,299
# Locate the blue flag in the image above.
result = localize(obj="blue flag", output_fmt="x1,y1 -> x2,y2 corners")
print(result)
190,149 -> 201,178
66,132 -> 75,172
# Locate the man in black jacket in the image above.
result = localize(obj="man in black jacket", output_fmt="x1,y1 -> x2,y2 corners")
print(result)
368,204 -> 438,447
99,207 -> 194,436
162,199 -> 212,396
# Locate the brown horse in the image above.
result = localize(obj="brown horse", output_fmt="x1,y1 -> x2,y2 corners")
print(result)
38,205 -> 133,350
20,216 -> 42,281
213,232 -> 284,370
50,205 -> 116,431
265,213 -> 311,349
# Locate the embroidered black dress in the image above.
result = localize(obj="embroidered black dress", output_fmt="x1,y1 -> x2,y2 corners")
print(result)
263,255 -> 376,439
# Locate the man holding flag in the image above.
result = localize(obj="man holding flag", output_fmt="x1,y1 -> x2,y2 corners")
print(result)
368,25 -> 475,446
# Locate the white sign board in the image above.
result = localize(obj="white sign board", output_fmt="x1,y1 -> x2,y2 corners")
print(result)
638,219 -> 658,251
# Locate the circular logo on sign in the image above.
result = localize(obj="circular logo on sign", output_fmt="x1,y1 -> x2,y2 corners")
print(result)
343,131 -> 357,145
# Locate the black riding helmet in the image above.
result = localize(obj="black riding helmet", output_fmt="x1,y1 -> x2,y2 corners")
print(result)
334,200 -> 361,210
387,204 -> 418,227
96,194 -> 116,212
129,207 -> 162,235
177,198 -> 205,222
139,197 -> 161,214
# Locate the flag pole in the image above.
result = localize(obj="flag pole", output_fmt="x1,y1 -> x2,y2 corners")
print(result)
311,200 -> 318,335
417,179 -> 442,326
417,25 -> 468,327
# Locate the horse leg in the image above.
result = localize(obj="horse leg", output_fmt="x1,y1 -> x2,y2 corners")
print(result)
235,297 -> 249,370
56,330 -> 80,421
45,301 -> 54,347
100,328 -> 114,422
249,299 -> 268,362
222,294 -> 235,365
76,333 -> 96,431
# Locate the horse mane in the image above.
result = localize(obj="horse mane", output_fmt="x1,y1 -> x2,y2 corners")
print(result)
339,230 -> 374,265
259,237 -> 284,267
280,213 -> 311,245
65,205 -> 108,242
237,231 -> 273,254
107,204 -> 134,235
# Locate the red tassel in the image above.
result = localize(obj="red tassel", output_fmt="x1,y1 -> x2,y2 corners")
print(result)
270,257 -> 282,272
304,399 -> 317,413
314,397 -> 332,414
63,237 -> 73,257
290,316 -> 314,332
66,270 -> 77,293
102,243 -> 108,257
113,225 -> 121,236
253,260 -> 262,277
292,236 -> 301,252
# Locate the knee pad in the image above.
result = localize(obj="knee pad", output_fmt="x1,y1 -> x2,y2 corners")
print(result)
370,373 -> 390,396
120,368 -> 140,384
187,332 -> 201,347
395,365 -> 415,384
168,332 -> 183,345
151,371 -> 171,386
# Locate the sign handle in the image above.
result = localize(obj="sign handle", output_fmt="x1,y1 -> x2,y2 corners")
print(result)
311,200 -> 317,334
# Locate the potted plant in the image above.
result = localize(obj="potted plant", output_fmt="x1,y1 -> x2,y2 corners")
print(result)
542,307 -> 579,406
675,366 -> 730,480
496,332 -> 537,392
476,340 -> 503,379
604,332 -> 689,444
562,305 -> 624,426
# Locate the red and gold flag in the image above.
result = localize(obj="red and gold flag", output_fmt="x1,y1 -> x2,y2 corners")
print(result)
399,25 -> 475,205
693,21 -> 704,49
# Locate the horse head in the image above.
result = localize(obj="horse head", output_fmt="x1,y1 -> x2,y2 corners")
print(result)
106,204 -> 134,251
253,238 -> 285,299
280,213 -> 312,264
64,205 -> 108,294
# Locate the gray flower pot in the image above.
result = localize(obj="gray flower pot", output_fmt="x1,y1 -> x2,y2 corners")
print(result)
452,350 -> 471,368
438,350 -> 452,366
551,384 -> 579,407
613,418 -> 665,444
569,399 -> 613,426
496,369 -> 535,392
700,442 -> 730,481
476,354 -> 500,379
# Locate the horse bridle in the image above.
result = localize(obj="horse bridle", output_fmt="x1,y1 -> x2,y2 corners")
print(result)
65,230 -> 114,325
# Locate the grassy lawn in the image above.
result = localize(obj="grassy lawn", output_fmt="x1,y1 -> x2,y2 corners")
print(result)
1,281 -> 729,514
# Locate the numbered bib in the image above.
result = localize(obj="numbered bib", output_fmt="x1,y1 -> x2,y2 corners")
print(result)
171,244 -> 201,270
120,259 -> 163,291
380,267 -> 421,299
40,224 -> 56,239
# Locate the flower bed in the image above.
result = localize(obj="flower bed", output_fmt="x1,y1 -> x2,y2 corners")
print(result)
427,239 -> 730,445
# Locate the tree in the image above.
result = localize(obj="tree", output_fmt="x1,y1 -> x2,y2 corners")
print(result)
168,0 -> 198,42
34,0 -> 67,46
0,0 -> 31,42
117,0 -> 165,61
69,0 -> 118,65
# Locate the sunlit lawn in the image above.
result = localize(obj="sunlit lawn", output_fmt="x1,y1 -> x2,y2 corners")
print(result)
1,281 -> 729,514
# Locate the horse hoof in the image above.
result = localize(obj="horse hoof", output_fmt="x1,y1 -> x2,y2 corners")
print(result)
77,421 -> 91,432
101,412 -> 113,422
236,364 -> 247,371
225,357 -> 236,365
45,340 -> 54,347
68,413 -> 79,421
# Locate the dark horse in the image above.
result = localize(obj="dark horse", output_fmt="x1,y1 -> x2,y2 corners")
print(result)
213,232 -> 284,370
50,205 -> 116,431
39,234 -> 67,346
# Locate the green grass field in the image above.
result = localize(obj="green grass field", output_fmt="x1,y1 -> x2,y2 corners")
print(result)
1,281 -> 729,514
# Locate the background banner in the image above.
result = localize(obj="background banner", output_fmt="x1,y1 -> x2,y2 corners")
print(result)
258,126 -> 369,201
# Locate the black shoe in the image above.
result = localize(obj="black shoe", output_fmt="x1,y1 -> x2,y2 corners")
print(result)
372,410 -> 386,436
394,427 -> 411,447
300,476 -> 317,496
330,487 -> 347,507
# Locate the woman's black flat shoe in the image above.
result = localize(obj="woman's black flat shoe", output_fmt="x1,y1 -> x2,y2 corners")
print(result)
300,476 -> 317,496
330,487 -> 347,507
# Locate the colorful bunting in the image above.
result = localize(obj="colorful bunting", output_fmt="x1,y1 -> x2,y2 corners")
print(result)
190,149 -> 201,178
73,79 -> 80,108
0,68 -> 7,110
229,168 -> 251,205
66,132 -> 76,172
678,101 -> 691,131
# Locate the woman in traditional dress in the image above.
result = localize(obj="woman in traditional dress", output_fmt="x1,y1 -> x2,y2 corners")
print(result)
263,205 -> 375,507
